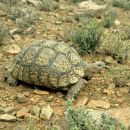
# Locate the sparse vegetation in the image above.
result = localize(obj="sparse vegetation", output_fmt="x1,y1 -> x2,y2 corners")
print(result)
9,7 -> 24,20
101,33 -> 130,63
74,10 -> 98,22
70,0 -> 85,3
67,20 -> 103,53
102,10 -> 116,28
0,25 -> 9,45
109,67 -> 130,87
38,0 -> 59,11
112,0 -> 130,10
16,7 -> 38,34
67,100 -> 126,130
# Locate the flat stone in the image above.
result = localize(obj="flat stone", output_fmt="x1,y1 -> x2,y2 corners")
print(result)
30,106 -> 40,117
24,113 -> 40,123
6,44 -> 21,55
16,106 -> 30,118
45,96 -> 55,102
108,108 -> 130,130
0,114 -> 17,122
40,105 -> 54,120
15,93 -> 28,103
105,56 -> 117,64
33,90 -> 49,95
75,97 -> 88,107
4,106 -> 17,114
13,34 -> 21,41
87,100 -> 110,109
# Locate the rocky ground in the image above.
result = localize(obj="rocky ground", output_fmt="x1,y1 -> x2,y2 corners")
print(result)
0,0 -> 130,130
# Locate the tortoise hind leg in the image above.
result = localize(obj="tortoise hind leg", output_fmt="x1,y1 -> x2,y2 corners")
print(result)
66,79 -> 87,100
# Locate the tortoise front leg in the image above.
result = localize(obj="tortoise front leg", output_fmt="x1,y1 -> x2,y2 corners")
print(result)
66,79 -> 87,100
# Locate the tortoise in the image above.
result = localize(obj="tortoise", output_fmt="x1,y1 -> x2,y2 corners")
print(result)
6,40 -> 105,99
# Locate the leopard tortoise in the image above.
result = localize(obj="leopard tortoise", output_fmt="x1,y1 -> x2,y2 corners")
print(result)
6,40 -> 105,99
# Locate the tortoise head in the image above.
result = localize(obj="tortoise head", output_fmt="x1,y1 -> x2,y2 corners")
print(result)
83,61 -> 105,77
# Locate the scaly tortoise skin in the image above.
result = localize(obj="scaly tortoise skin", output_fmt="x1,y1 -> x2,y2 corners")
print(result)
7,40 -> 105,99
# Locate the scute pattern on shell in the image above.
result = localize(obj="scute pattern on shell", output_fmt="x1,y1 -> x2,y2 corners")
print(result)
11,40 -> 85,88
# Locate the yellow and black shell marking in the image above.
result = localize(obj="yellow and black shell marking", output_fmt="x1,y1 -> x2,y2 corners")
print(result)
11,40 -> 85,89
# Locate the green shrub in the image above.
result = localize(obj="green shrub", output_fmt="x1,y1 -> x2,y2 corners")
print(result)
102,10 -> 116,28
70,0 -> 85,3
67,100 -> 126,130
112,0 -> 130,10
38,0 -> 59,11
74,10 -> 98,22
9,7 -> 24,20
101,33 -> 130,63
109,67 -> 130,87
67,20 -> 103,53
92,0 -> 107,5
16,7 -> 38,34
0,25 -> 9,45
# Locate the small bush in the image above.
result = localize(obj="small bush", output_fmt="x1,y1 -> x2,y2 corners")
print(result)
67,100 -> 126,130
112,0 -> 130,10
38,0 -> 59,11
102,10 -> 116,28
74,10 -> 98,22
109,67 -> 130,87
67,20 -> 103,53
9,7 -> 24,20
92,0 -> 107,5
0,25 -> 9,45
101,33 -> 130,63
16,7 -> 38,34
70,0 -> 85,3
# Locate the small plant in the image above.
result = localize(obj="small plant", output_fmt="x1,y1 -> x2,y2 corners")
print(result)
74,10 -> 98,22
70,0 -> 85,3
92,0 -> 107,5
66,100 -> 126,130
109,67 -> 130,87
112,0 -> 130,10
101,32 -> 130,63
102,10 -> 116,28
0,25 -> 9,45
9,7 -> 24,20
16,7 -> 38,34
67,20 -> 103,53
38,0 -> 59,11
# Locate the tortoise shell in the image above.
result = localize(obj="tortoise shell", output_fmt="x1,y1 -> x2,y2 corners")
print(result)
11,40 -> 85,89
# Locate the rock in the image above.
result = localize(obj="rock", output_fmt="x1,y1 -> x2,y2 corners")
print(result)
4,106 -> 17,114
75,97 -> 88,107
87,100 -> 110,109
105,56 -> 117,64
0,107 -> 4,114
103,88 -> 115,96
114,19 -> 120,26
78,1 -> 106,10
6,44 -> 21,55
24,113 -> 40,123
75,0 -> 106,18
0,114 -> 17,121
56,92 -> 64,98
9,28 -> 20,35
33,90 -> 49,95
12,34 -> 21,41
30,106 -> 40,117
14,93 -> 28,103
16,106 -> 30,118
45,96 -> 55,102
40,105 -> 54,120
108,108 -> 130,130
119,87 -> 129,94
